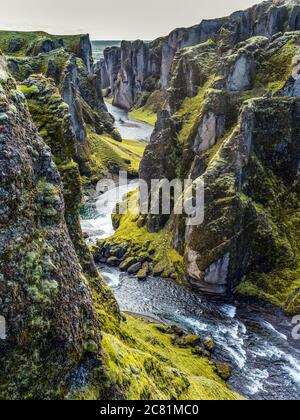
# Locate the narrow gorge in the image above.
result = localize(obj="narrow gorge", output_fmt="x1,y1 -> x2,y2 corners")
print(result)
1,0 -> 300,401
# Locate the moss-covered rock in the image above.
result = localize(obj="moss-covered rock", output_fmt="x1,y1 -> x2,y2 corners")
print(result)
215,363 -> 232,381
0,53 -> 110,399
0,31 -> 124,185
172,335 -> 201,348
136,263 -> 150,280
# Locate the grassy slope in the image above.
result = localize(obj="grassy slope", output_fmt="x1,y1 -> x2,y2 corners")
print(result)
0,30 -> 85,57
84,129 -> 146,184
129,107 -> 157,126
102,190 -> 185,280
102,315 -> 243,400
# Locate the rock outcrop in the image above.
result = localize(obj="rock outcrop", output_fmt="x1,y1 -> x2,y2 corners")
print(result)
101,0 -> 300,110
1,30 -> 122,184
0,55 -> 106,399
0,31 -> 93,71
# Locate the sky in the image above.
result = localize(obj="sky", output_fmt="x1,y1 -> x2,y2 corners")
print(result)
1,0 -> 260,40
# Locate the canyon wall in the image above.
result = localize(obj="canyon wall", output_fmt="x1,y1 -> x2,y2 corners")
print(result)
0,30 -> 239,401
2,30 -> 123,186
95,0 -> 300,314
138,17 -> 300,312
100,0 -> 300,110
0,54 -> 108,399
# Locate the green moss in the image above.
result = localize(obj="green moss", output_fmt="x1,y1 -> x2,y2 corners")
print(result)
95,190 -> 185,282
0,30 -> 87,58
17,84 -> 40,96
85,128 -> 146,184
129,107 -> 157,126
207,126 -> 237,165
255,39 -> 298,92
18,75 -> 75,162
101,315 -> 242,400
176,78 -> 213,144
237,268 -> 300,314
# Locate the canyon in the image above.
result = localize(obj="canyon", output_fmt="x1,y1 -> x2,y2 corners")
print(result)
96,0 -> 300,315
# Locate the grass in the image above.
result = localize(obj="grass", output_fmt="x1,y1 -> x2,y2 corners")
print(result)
207,126 -> 238,165
0,30 -> 86,58
255,39 -> 298,92
176,78 -> 213,144
236,268 -> 300,314
101,314 -> 243,400
129,107 -> 157,126
86,129 -> 146,181
17,84 -> 40,96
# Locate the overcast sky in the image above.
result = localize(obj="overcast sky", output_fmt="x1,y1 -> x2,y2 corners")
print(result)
1,0 -> 259,40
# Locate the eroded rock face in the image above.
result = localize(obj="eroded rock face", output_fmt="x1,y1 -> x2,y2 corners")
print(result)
183,97 -> 300,297
136,8 -> 300,311
0,56 -> 102,399
226,54 -> 255,92
79,35 -> 93,72
112,40 -> 162,109
140,110 -> 181,231
192,113 -> 225,154
203,253 -> 230,294
62,56 -> 87,143
103,0 -> 300,109
280,51 -> 300,96
100,46 -> 121,90
168,41 -> 219,112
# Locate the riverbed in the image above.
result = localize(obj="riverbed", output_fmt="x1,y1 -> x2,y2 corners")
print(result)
81,103 -> 300,400
106,101 -> 153,142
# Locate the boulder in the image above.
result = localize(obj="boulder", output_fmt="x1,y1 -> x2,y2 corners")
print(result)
127,262 -> 143,274
107,257 -> 120,267
119,257 -> 138,271
215,363 -> 231,381
172,335 -> 201,348
137,263 -> 150,280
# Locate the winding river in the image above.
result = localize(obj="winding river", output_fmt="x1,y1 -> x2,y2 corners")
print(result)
81,104 -> 300,400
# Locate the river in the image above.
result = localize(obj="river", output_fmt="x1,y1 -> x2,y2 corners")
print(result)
105,102 -> 153,141
80,103 -> 300,400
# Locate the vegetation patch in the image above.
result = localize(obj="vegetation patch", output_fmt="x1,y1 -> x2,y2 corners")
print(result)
84,129 -> 146,185
100,315 -> 242,400
176,78 -> 213,144
129,107 -> 157,126
255,39 -> 298,92
92,190 -> 185,282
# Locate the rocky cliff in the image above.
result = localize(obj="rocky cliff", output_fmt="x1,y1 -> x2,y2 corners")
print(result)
100,0 -> 300,110
139,16 -> 300,312
0,53 -> 107,399
1,30 -> 123,185
94,1 -> 300,314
